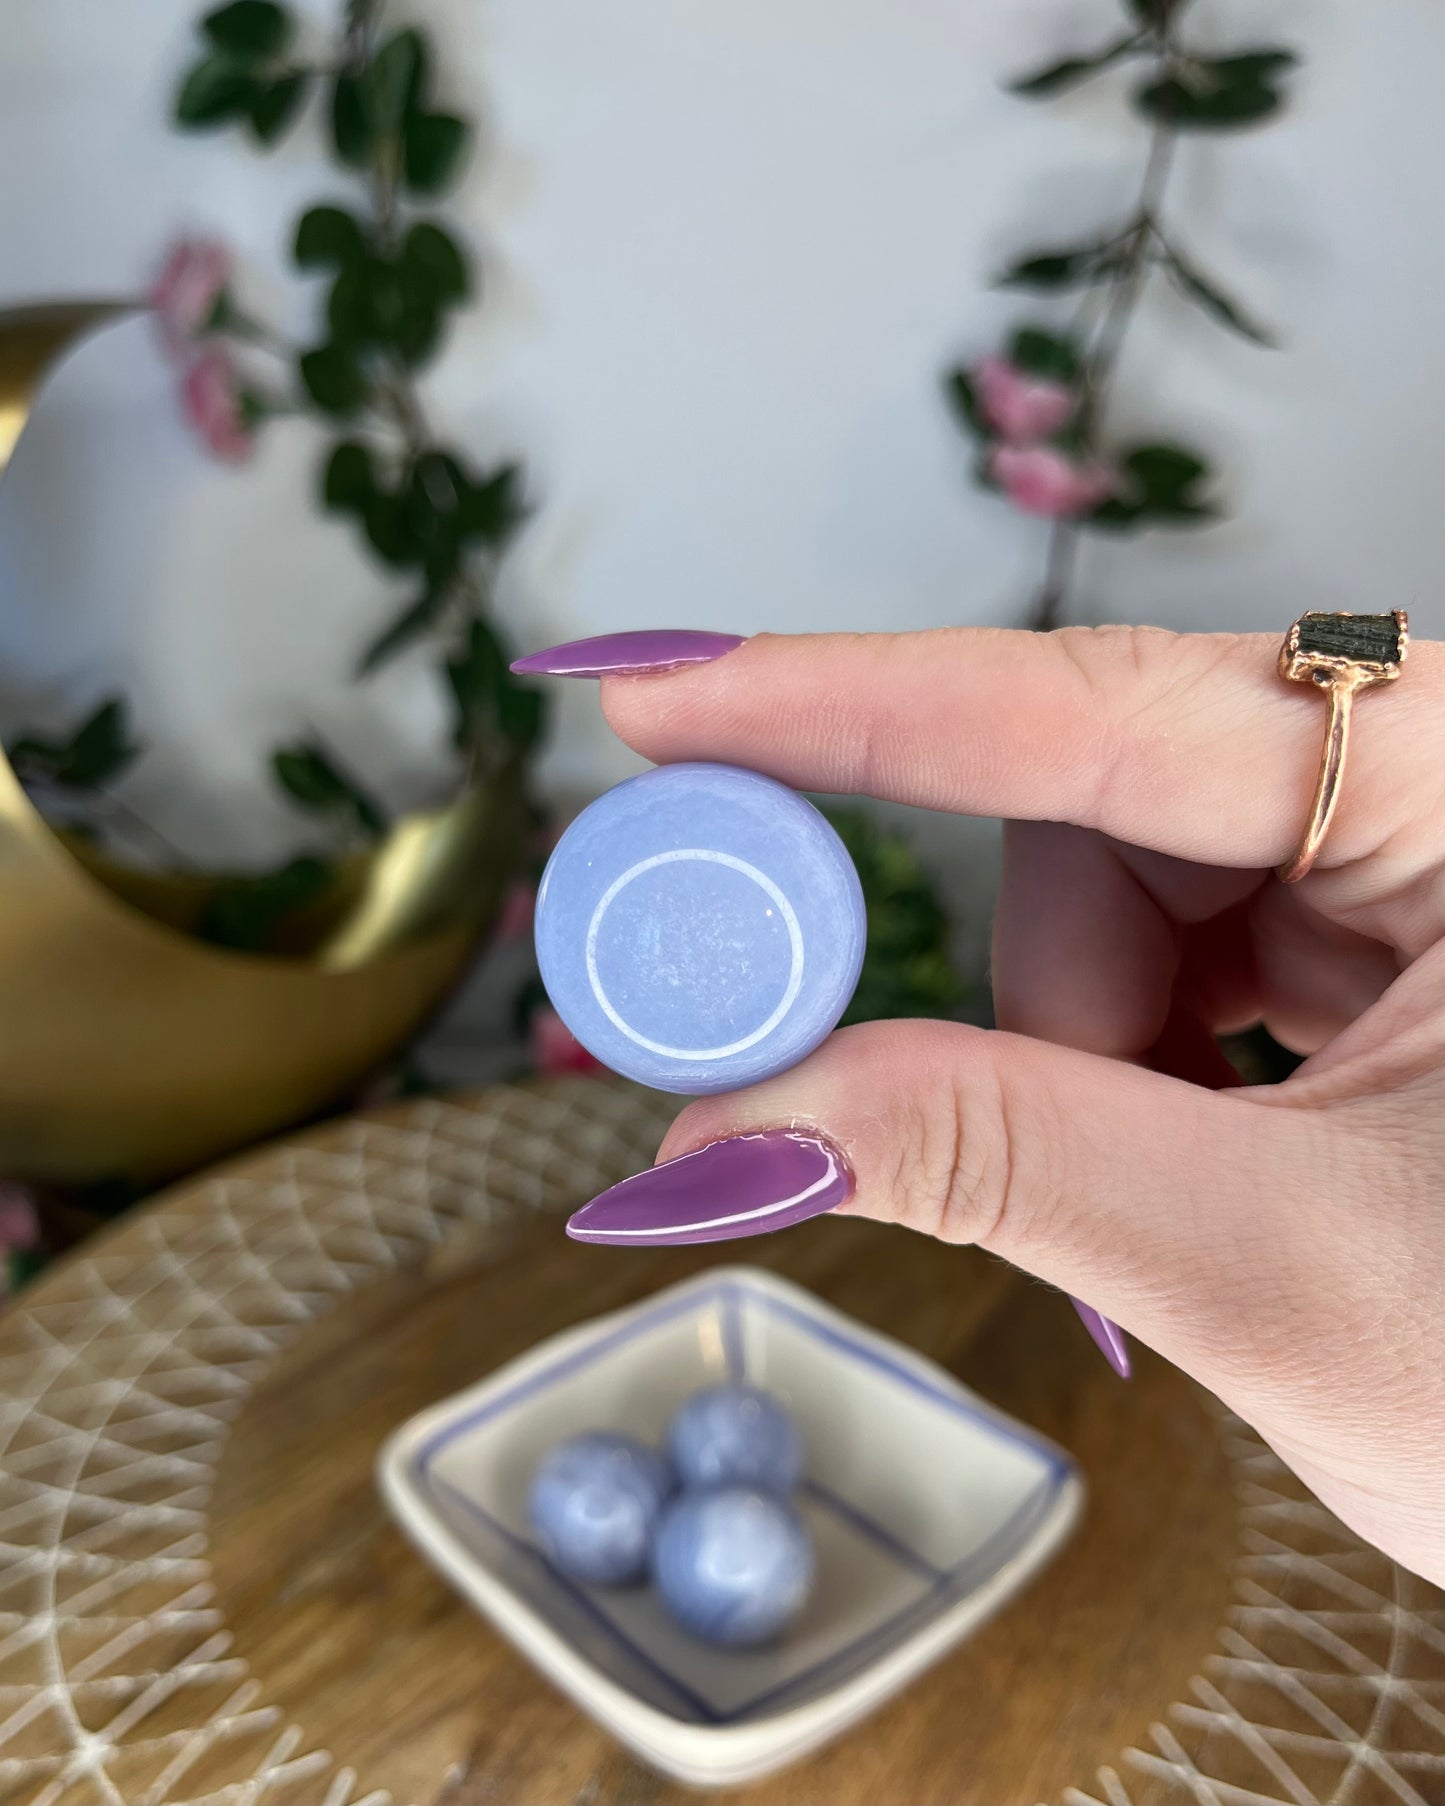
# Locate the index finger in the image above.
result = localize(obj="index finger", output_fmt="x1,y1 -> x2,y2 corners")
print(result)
590,625 -> 1442,877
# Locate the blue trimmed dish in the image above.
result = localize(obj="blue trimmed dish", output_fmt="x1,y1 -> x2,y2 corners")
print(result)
378,1267 -> 1083,1786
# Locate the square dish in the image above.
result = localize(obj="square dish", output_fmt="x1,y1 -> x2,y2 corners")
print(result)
378,1265 -> 1082,1786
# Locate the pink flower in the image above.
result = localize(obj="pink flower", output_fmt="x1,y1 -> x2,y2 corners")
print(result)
0,1183 -> 38,1254
990,444 -> 1114,519
0,1182 -> 39,1300
181,348 -> 254,463
975,355 -> 1077,445
529,1006 -> 605,1077
151,239 -> 232,357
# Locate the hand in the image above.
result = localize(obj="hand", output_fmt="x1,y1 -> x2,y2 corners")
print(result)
529,625 -> 1444,1582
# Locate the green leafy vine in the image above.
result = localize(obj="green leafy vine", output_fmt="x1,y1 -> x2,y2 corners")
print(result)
943,0 -> 1299,630
8,0 -> 545,952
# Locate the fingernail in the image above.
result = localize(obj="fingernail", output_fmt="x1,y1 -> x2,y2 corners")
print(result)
567,1130 -> 851,1247
511,629 -> 747,679
1070,1298 -> 1131,1379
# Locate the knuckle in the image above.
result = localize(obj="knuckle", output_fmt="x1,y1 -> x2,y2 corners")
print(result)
834,634 -> 918,797
871,1023 -> 1054,1250
1048,624 -> 1253,826
1048,626 -> 1146,822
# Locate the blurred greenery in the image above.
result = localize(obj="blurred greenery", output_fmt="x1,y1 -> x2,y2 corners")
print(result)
197,854 -> 336,951
10,698 -> 140,791
816,803 -> 969,1027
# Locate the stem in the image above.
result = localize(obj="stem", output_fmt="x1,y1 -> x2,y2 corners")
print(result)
342,0 -> 507,789
91,789 -> 195,868
1027,24 -> 1181,632
27,779 -> 195,871
1031,519 -> 1083,634
376,368 -> 431,452
223,311 -> 297,357
1081,120 -> 1175,410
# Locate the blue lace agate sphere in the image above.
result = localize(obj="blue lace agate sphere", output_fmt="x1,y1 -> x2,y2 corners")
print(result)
528,1431 -> 674,1586
653,1486 -> 815,1646
534,763 -> 865,1095
666,1384 -> 803,1495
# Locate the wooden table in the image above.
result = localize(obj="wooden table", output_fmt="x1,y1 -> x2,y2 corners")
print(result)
1,1079 -> 1440,1806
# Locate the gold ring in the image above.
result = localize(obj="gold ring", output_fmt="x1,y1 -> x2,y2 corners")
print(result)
1277,609 -> 1408,883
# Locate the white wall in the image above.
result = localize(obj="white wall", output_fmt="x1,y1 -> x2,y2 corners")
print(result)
1,0 -> 1441,873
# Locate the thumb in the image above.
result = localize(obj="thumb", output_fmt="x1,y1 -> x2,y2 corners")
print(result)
565,1018 -> 1328,1388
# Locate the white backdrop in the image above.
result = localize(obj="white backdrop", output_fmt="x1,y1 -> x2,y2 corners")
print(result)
1,0 -> 1441,880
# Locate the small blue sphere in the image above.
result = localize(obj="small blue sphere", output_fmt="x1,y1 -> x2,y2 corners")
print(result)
653,1487 -> 815,1646
528,1431 -> 674,1587
667,1384 -> 804,1495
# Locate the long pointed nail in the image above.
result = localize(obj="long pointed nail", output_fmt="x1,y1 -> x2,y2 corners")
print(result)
511,630 -> 746,679
567,1131 -> 851,1247
1070,1298 -> 1131,1379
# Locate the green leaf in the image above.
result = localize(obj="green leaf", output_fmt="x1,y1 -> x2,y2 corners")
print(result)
1087,495 -> 1147,532
943,368 -> 986,438
1135,74 -> 1279,128
382,228 -> 471,365
388,284 -> 443,365
298,343 -> 368,415
10,698 -> 141,791
325,263 -> 375,344
445,618 -> 507,746
68,700 -> 141,787
362,491 -> 419,567
357,589 -> 450,675
244,71 -> 308,143
330,73 -> 372,167
1205,50 -> 1298,82
1123,444 -> 1211,507
199,855 -> 334,951
816,802 -> 966,1026
1135,51 -> 1296,131
234,387 -> 278,431
497,681 -> 547,751
5,1247 -> 49,1294
1009,32 -> 1142,96
1008,325 -> 1082,382
1161,242 -> 1274,345
366,27 -> 425,137
272,742 -> 386,839
445,608 -> 549,749
405,451 -> 464,522
421,539 -> 462,589
201,0 -> 290,59
401,222 -> 469,301
174,55 -> 254,127
321,439 -> 375,512
323,251 -> 444,365
1093,442 -> 1219,530
294,204 -> 366,270
1124,0 -> 1190,24
997,242 -> 1118,291
401,453 -> 465,580
402,111 -> 469,194
457,463 -> 526,547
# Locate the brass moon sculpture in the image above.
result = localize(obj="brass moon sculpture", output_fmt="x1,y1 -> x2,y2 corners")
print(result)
0,302 -> 524,1183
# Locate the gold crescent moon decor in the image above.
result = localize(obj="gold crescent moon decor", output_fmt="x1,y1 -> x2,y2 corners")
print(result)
0,303 -> 523,1185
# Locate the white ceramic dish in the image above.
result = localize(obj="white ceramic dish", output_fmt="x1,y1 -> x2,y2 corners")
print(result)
378,1266 -> 1083,1786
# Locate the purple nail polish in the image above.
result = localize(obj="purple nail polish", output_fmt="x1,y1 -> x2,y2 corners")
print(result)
511,629 -> 746,679
566,1130 -> 851,1247
1070,1298 -> 1131,1379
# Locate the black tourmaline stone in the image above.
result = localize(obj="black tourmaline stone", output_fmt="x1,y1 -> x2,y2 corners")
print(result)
1296,612 -> 1401,665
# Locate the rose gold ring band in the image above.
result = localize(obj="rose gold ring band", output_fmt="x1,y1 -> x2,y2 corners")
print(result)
1277,608 -> 1409,884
